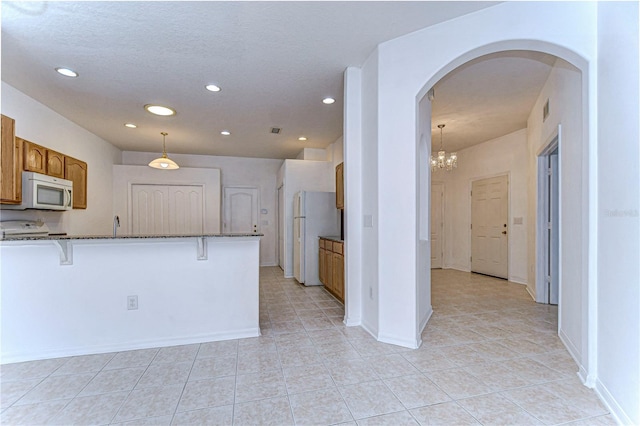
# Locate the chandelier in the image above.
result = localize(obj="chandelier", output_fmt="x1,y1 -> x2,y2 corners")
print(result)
430,124 -> 457,172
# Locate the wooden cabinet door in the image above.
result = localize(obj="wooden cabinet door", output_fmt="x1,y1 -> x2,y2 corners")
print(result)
23,140 -> 47,174
46,149 -> 65,178
319,246 -> 326,284
336,162 -> 344,209
325,248 -> 333,292
64,156 -> 88,209
1,115 -> 22,204
333,252 -> 344,302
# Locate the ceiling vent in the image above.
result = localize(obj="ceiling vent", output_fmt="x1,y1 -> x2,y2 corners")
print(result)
270,127 -> 281,134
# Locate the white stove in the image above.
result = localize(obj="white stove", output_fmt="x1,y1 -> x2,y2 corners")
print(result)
0,220 -> 51,237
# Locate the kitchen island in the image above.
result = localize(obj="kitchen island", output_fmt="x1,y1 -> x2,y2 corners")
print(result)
0,234 -> 261,363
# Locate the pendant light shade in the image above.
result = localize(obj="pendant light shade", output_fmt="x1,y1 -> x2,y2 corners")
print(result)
148,132 -> 179,170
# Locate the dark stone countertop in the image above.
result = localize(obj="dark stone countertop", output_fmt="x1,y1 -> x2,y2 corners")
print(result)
319,236 -> 343,243
0,233 -> 263,242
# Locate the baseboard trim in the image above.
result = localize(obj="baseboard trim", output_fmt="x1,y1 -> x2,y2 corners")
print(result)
360,321 -> 378,340
558,328 -> 586,378
509,275 -> 528,285
525,285 -> 537,301
343,315 -> 362,327
445,264 -> 471,272
0,328 -> 261,365
418,306 -> 433,334
377,332 -> 421,349
595,378 -> 634,425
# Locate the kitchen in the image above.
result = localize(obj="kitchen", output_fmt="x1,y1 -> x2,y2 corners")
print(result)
0,83 -> 346,364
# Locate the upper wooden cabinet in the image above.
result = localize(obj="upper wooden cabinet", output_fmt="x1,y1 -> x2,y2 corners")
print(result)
336,162 -> 344,210
2,118 -> 89,208
46,149 -> 65,178
64,156 -> 88,209
23,139 -> 47,174
1,115 -> 22,204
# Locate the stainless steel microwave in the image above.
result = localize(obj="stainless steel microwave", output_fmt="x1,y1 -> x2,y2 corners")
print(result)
2,172 -> 73,211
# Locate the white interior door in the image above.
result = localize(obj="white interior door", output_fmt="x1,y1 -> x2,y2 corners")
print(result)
471,175 -> 509,279
278,185 -> 285,269
131,184 -> 169,235
431,183 -> 444,268
224,187 -> 258,234
169,185 -> 204,234
132,184 -> 204,235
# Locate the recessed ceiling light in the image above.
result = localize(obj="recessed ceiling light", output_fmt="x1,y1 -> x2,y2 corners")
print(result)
55,67 -> 78,78
144,104 -> 176,116
322,97 -> 335,104
221,130 -> 231,136
205,84 -> 222,92
298,137 -> 307,141
124,123 -> 137,128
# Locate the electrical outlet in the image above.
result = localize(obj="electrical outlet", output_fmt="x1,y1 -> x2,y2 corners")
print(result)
127,295 -> 138,310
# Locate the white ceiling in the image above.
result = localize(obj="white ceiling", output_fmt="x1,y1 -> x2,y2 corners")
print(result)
2,1 -> 554,160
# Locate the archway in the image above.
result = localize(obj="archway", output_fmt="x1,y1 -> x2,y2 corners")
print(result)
416,40 -> 593,384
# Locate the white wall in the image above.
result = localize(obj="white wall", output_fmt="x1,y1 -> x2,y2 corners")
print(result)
326,136 -> 344,167
296,148 -> 327,161
360,49 -> 381,337
595,2 -> 640,424
525,58 -> 587,374
442,129 -> 528,284
123,151 -> 282,266
277,159 -> 334,277
352,0 -> 597,356
343,67 -> 363,327
0,83 -> 122,235
112,165 -> 221,234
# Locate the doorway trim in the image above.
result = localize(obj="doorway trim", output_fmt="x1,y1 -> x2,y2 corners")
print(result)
536,126 -> 561,305
431,182 -> 445,269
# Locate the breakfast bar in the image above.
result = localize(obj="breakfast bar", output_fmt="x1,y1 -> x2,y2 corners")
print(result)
0,234 -> 261,363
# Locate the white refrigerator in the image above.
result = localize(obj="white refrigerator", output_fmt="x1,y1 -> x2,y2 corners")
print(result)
293,191 -> 340,285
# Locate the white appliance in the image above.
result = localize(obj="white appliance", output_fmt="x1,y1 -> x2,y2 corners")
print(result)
293,191 -> 339,285
1,172 -> 73,211
0,220 -> 51,238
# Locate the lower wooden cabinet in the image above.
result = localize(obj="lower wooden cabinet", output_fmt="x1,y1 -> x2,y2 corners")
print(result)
319,237 -> 344,303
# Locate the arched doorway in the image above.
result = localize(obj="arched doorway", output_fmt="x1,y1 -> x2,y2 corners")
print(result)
416,41 -> 593,383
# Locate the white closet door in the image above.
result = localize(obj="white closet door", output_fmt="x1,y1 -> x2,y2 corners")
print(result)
471,175 -> 508,279
169,185 -> 204,234
131,184 -> 204,235
131,184 -> 169,235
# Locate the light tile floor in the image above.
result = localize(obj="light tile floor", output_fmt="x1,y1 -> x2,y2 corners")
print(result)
0,267 -> 614,425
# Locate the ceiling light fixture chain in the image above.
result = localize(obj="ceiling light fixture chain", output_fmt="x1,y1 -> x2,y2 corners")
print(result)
430,124 -> 457,172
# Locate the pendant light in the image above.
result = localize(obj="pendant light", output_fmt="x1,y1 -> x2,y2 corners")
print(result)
148,132 -> 179,170
430,124 -> 457,172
